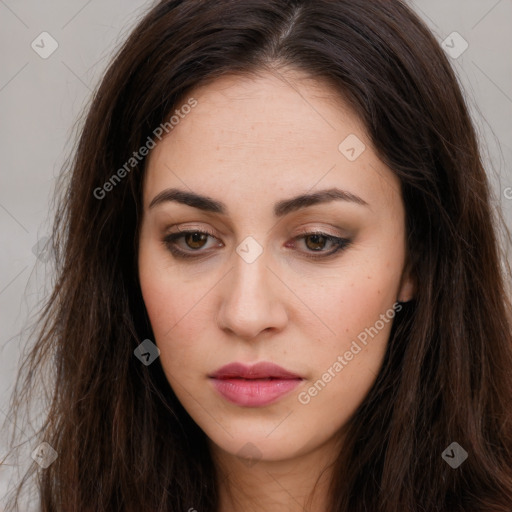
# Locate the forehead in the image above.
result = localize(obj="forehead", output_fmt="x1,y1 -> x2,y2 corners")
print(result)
154,69 -> 362,156
143,69 -> 400,211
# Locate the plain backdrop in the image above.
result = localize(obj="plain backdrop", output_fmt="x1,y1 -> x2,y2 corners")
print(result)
1,0 -> 511,508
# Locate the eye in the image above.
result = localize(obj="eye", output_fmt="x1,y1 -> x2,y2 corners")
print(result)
290,232 -> 352,259
304,233 -> 332,251
162,229 -> 223,259
162,229 -> 352,260
180,232 -> 209,250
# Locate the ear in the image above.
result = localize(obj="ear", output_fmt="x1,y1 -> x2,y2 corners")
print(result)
397,258 -> 416,303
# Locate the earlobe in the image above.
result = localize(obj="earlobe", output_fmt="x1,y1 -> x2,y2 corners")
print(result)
397,262 -> 416,303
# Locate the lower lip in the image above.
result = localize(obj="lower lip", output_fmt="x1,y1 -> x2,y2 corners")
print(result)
210,377 -> 303,407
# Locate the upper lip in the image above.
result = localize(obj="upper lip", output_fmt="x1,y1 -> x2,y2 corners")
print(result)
209,362 -> 303,380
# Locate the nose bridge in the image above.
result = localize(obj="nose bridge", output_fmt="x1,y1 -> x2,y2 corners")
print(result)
216,245 -> 288,338
232,251 -> 270,302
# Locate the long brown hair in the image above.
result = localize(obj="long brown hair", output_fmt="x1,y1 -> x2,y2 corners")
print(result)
2,0 -> 512,510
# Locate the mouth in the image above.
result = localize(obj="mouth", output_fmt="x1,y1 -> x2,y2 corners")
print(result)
209,361 -> 303,380
208,361 -> 304,407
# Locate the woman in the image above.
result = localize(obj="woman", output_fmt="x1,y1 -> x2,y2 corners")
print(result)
2,0 -> 512,510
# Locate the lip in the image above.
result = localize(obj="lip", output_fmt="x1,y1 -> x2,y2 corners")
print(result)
209,362 -> 304,407
209,362 -> 302,380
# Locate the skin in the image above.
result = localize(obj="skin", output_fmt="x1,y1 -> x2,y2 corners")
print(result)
138,67 -> 415,512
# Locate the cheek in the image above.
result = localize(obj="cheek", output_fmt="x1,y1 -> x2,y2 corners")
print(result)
140,274 -> 211,398
138,237 -> 207,336
138,244 -> 213,382
294,290 -> 397,439
302,253 -> 401,344
325,277 -> 395,342
298,253 -> 402,400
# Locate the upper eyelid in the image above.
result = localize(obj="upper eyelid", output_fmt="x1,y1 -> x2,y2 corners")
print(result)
166,228 -> 345,242
166,222 -> 349,238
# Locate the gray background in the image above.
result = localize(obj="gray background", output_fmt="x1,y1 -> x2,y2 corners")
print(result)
1,0 -> 511,508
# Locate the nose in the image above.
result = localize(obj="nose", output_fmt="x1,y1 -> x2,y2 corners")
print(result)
216,251 -> 288,340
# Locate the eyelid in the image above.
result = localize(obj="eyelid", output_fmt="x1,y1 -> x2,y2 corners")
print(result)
292,225 -> 348,239
287,232 -> 352,259
163,224 -> 347,243
164,224 -> 221,241
162,227 -> 222,260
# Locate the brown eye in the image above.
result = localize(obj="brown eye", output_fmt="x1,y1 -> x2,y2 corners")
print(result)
304,234 -> 328,251
163,229 -> 223,259
290,232 -> 352,260
184,232 -> 209,249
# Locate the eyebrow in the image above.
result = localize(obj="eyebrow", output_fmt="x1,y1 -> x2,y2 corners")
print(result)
148,187 -> 369,216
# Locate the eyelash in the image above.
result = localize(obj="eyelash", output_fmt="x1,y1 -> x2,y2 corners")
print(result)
162,229 -> 352,261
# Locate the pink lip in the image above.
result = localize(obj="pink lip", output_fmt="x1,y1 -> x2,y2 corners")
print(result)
209,362 -> 303,407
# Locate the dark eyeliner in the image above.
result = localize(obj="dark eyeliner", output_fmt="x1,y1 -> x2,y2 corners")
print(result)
162,230 -> 352,260
294,233 -> 352,260
162,230 -> 219,260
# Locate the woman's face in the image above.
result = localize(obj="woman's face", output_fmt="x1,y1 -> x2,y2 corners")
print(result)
138,69 -> 414,464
